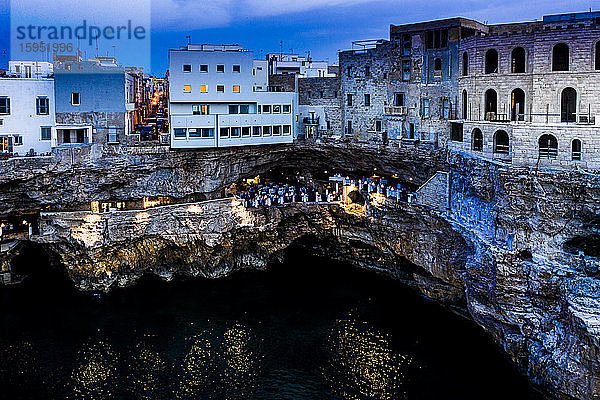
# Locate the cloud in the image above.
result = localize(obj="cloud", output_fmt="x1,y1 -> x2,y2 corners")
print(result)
239,0 -> 381,17
151,0 -> 233,31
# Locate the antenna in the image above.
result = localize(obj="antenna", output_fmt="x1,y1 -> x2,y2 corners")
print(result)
280,40 -> 283,57
186,35 -> 191,45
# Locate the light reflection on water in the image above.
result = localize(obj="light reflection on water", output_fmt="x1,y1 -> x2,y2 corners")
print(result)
0,258 -> 542,400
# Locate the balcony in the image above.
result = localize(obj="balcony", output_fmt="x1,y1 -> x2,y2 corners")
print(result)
385,106 -> 407,116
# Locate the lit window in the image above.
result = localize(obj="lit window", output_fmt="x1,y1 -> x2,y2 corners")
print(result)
200,85 -> 208,93
71,92 -> 81,106
193,104 -> 210,115
233,85 -> 241,93
273,105 -> 281,113
217,85 -> 225,93
183,85 -> 191,93
183,64 -> 192,72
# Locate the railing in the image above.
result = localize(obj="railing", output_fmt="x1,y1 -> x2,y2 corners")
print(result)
385,106 -> 407,116
494,144 -> 510,155
539,147 -> 558,159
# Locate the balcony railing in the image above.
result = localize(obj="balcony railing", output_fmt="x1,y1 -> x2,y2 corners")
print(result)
385,106 -> 407,116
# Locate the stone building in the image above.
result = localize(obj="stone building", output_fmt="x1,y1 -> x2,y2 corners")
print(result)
339,19 -> 487,145
452,11 -> 600,169
297,76 -> 342,139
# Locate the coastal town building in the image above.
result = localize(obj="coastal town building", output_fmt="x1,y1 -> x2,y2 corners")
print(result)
168,44 -> 297,149
298,76 -> 342,139
0,63 -> 55,157
53,56 -> 136,147
451,11 -> 600,169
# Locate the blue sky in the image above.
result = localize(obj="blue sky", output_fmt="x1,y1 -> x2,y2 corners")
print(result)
1,0 -> 599,75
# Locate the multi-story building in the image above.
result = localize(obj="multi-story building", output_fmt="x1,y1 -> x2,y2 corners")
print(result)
452,11 -> 600,169
0,63 -> 55,157
298,76 -> 342,138
168,44 -> 297,149
339,18 -> 487,144
267,53 -> 336,78
53,56 -> 135,147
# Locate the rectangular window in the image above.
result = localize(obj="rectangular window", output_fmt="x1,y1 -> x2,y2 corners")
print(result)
200,85 -> 208,93
36,96 -> 49,115
0,97 -> 10,114
192,104 -> 210,115
273,125 -> 282,135
273,105 -> 281,113
183,85 -> 191,93
347,120 -> 352,135
333,90 -> 338,98
71,92 -> 81,106
252,126 -> 262,136
402,60 -> 410,81
347,94 -> 353,106
242,127 -> 251,137
229,105 -> 239,114
217,65 -> 225,73
394,92 -> 405,107
258,105 -> 262,114
364,94 -> 371,106
422,99 -> 430,118
200,64 -> 208,73
283,125 -> 291,135
231,127 -> 241,137
233,65 -> 241,73
442,98 -> 450,119
188,128 -> 201,137
263,105 -> 271,114
283,104 -> 291,113
376,120 -> 382,132
347,67 -> 352,77
365,66 -> 371,77
220,127 -> 230,138
217,85 -> 225,93
14,135 -> 22,145
174,128 -> 186,138
233,85 -> 240,93
183,64 -> 192,72
319,91 -> 324,98
201,128 -> 214,138
402,34 -> 411,56
263,126 -> 272,136
240,104 -> 250,114
408,123 -> 415,139
108,126 -> 118,143
41,126 -> 51,140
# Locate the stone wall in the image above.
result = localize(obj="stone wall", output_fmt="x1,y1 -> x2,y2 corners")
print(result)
56,111 -> 127,146
298,77 -> 342,137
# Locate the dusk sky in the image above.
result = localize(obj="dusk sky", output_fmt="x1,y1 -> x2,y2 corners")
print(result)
1,0 -> 599,75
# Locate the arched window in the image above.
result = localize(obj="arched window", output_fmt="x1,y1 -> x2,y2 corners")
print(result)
539,134 -> 558,159
561,87 -> 577,122
462,52 -> 469,76
462,90 -> 468,119
595,42 -> 600,70
511,47 -> 525,73
552,43 -> 569,71
484,89 -> 497,120
511,88 -> 525,121
485,49 -> 498,74
472,128 -> 483,151
572,139 -> 582,161
494,130 -> 509,154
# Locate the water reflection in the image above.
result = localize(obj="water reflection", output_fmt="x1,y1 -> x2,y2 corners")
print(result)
324,311 -> 413,400
71,339 -> 118,400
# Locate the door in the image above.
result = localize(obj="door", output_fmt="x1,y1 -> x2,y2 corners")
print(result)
0,136 -> 13,154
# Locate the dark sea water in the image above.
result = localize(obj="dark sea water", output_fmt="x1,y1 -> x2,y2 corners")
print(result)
0,254 -> 543,400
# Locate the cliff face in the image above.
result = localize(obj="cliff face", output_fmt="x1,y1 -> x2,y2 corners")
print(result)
2,142 -> 600,399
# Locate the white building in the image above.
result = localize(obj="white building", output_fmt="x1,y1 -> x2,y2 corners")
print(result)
267,53 -> 337,78
0,68 -> 55,157
8,61 -> 53,79
169,44 -> 297,149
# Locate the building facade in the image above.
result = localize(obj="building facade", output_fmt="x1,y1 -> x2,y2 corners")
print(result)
339,19 -> 487,144
451,11 -> 600,169
53,57 -> 133,147
169,44 -> 297,149
0,69 -> 55,157
298,76 -> 342,139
